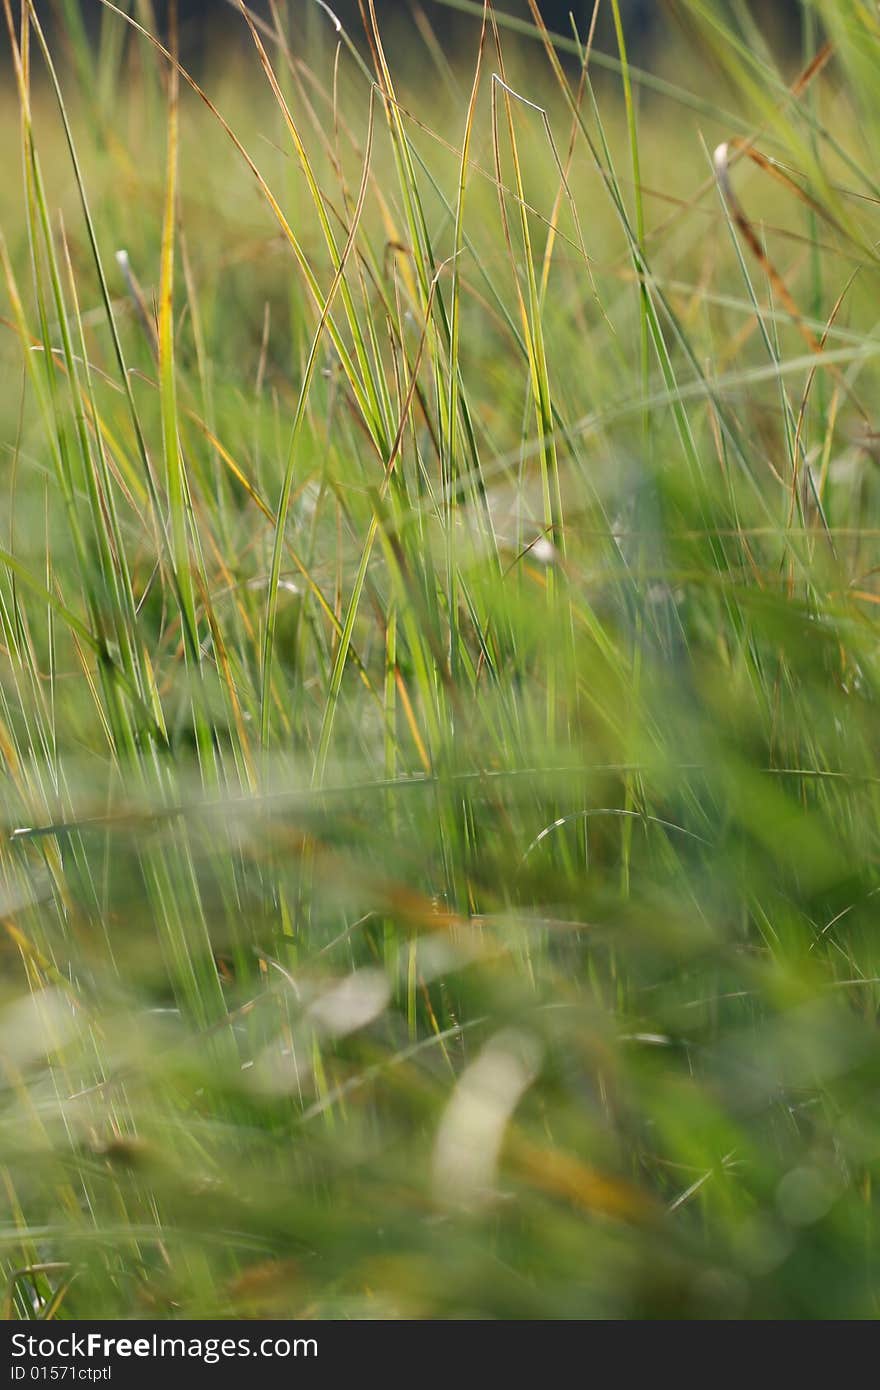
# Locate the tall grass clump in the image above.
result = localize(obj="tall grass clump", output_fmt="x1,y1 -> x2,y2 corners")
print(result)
2,0 -> 880,1318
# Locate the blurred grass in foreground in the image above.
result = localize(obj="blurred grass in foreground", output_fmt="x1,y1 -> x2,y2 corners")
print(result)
2,0 -> 880,1318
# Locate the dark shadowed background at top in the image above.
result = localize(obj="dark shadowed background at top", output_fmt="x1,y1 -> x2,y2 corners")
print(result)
68,1 -> 803,61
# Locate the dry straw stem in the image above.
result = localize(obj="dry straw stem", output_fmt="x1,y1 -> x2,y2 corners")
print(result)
713,137 -> 873,428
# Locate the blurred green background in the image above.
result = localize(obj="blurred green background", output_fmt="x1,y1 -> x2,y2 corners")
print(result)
2,0 -> 880,1319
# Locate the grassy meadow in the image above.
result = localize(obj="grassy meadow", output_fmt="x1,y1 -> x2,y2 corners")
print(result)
3,0 -> 880,1319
